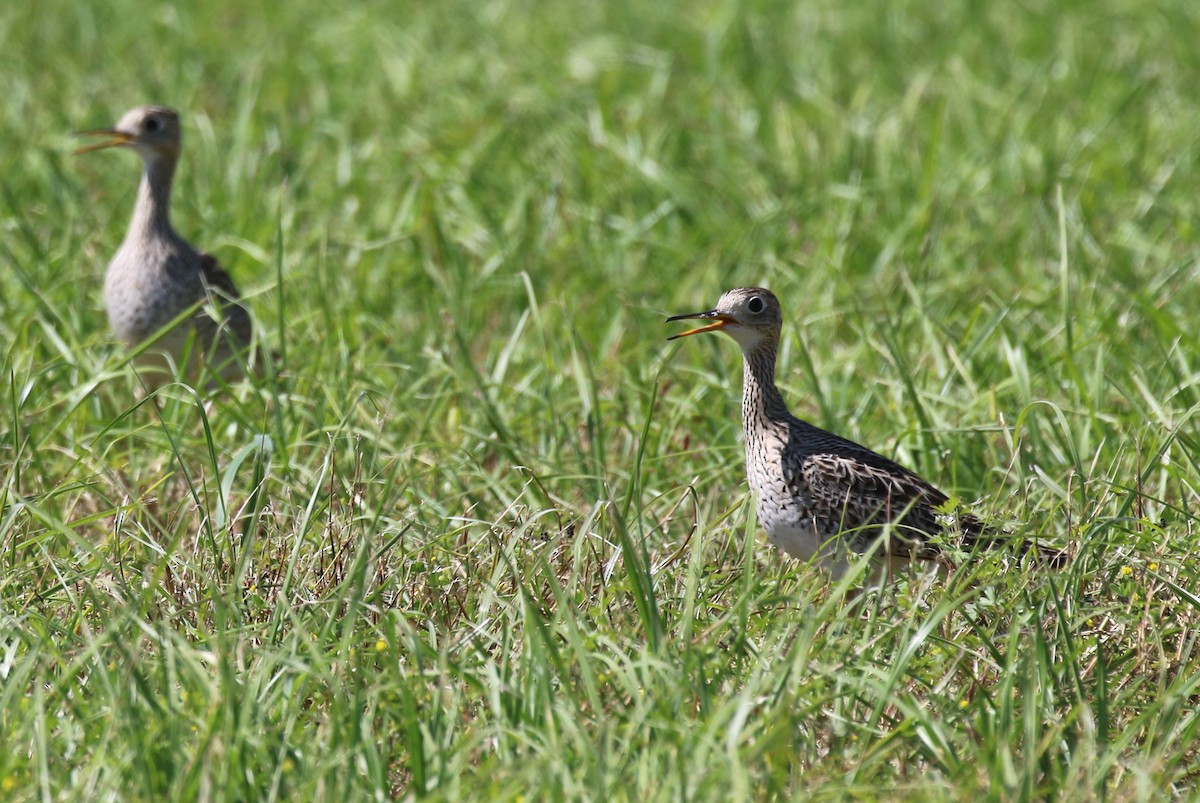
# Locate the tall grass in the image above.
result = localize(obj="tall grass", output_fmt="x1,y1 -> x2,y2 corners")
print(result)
2,0 -> 1200,798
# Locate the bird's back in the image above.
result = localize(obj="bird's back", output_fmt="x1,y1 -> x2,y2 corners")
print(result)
737,407 -> 988,567
783,418 -> 966,552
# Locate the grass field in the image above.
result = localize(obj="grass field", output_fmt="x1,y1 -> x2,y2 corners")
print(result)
3,0 -> 1200,798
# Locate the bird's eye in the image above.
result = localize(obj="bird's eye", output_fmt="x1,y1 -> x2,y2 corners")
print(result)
748,297 -> 764,313
144,117 -> 161,133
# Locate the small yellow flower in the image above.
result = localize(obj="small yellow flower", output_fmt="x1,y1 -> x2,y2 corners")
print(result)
375,639 -> 387,652
1148,562 -> 1159,572
1120,566 -> 1133,577
959,698 -> 970,709
282,759 -> 295,773
2,778 -> 16,792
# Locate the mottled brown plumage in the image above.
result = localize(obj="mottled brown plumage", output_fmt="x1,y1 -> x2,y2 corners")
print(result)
668,287 -> 1063,580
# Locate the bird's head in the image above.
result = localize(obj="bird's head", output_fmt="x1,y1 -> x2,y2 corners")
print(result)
667,286 -> 782,350
74,105 -> 182,163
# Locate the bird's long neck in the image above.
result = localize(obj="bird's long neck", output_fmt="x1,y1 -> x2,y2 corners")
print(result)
125,154 -> 178,245
741,339 -> 792,428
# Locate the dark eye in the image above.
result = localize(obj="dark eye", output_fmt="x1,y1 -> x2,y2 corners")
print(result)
144,117 -> 161,133
747,297 -> 764,314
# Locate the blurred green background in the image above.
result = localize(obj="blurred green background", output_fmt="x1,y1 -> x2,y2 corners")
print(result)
3,0 -> 1200,798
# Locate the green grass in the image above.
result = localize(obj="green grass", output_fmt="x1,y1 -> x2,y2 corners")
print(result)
3,0 -> 1200,798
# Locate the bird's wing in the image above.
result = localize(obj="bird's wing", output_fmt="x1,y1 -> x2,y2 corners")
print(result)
796,450 -> 950,559
792,434 -> 1065,566
198,252 -> 244,299
196,252 -> 254,344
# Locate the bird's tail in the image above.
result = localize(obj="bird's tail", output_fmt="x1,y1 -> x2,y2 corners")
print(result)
957,514 -> 1067,568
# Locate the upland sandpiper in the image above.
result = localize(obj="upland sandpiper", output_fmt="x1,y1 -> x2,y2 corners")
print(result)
76,105 -> 257,387
668,287 -> 1063,579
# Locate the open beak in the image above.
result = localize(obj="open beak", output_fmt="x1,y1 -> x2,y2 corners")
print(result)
72,128 -> 134,155
665,310 -> 737,340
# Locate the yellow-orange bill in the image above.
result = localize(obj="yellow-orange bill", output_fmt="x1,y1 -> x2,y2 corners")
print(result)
72,129 -> 132,155
665,312 -> 734,340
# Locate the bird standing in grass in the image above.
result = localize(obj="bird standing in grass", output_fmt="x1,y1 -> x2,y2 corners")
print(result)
76,105 -> 257,388
667,286 -> 1061,580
